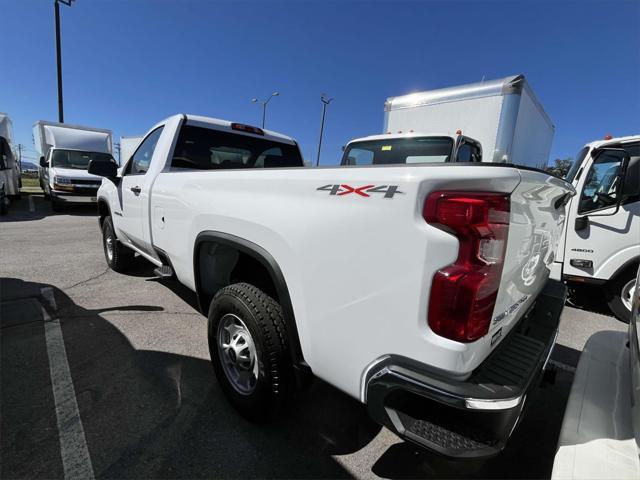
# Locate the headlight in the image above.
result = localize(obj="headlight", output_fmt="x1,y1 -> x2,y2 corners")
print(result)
54,176 -> 72,185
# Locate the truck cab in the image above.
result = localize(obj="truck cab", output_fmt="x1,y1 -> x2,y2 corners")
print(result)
341,132 -> 482,166
551,135 -> 640,321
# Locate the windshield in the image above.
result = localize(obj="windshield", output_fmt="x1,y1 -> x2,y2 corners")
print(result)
51,149 -> 114,170
565,146 -> 590,183
341,137 -> 453,166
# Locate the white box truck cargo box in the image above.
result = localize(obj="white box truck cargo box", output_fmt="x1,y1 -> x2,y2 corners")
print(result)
383,74 -> 554,169
0,113 -> 21,197
119,135 -> 143,165
33,121 -> 113,160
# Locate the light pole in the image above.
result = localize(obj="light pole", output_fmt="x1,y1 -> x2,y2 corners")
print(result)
316,93 -> 333,167
54,0 -> 75,123
251,92 -> 279,128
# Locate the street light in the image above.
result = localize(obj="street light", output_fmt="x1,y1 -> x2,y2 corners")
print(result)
54,0 -> 75,123
316,93 -> 333,167
251,92 -> 279,128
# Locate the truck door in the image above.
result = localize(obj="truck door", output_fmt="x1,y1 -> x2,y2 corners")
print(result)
119,127 -> 164,250
563,143 -> 640,280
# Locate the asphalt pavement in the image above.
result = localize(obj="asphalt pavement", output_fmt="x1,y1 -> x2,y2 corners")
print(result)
0,192 -> 627,479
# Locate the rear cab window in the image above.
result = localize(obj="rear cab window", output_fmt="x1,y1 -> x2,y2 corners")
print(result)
171,125 -> 303,170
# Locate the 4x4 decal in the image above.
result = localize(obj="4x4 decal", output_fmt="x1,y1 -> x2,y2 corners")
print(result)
317,184 -> 404,198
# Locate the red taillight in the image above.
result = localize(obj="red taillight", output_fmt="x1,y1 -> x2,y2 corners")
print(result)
423,192 -> 510,342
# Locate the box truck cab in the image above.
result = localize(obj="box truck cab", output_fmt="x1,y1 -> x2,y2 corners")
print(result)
341,74 -> 554,169
34,121 -> 115,211
551,135 -> 640,321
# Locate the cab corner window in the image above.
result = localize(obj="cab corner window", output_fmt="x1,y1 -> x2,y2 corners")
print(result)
578,151 -> 624,214
127,127 -> 164,175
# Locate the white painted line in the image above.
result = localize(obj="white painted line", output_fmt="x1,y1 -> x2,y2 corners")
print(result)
41,288 -> 95,480
29,195 -> 35,212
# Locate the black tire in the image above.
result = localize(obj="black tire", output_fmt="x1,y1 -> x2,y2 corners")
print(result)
101,216 -> 134,272
606,264 -> 639,323
208,282 -> 294,422
0,199 -> 8,215
51,197 -> 63,212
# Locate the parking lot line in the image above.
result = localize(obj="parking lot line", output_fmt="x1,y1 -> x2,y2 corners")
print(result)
41,287 -> 95,480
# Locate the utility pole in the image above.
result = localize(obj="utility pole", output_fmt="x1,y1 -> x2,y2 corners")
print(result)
316,93 -> 333,167
251,92 -> 279,128
54,0 -> 75,123
17,144 -> 23,171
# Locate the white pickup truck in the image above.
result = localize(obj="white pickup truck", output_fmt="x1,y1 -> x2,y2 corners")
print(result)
91,114 -> 578,457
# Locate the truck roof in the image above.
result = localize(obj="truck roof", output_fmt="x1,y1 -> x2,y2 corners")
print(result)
585,134 -> 640,149
384,74 -> 553,128
33,120 -> 112,135
346,132 -> 453,146
184,114 -> 297,145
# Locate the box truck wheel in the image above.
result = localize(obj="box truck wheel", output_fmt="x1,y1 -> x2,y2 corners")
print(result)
101,216 -> 134,272
606,264 -> 638,323
208,282 -> 294,422
51,197 -> 63,212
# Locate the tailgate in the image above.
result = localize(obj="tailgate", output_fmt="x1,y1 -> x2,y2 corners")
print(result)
489,169 -> 574,340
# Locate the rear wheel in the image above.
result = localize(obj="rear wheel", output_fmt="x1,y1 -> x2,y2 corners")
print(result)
208,282 -> 294,421
606,265 -> 639,323
101,216 -> 134,272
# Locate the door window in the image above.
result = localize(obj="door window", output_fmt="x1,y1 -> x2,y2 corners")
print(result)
578,151 -> 624,213
126,127 -> 164,175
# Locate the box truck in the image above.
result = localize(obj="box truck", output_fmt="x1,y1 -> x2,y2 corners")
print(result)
0,113 -> 21,210
550,134 -> 640,322
119,135 -> 143,166
341,74 -> 554,170
34,121 -> 115,211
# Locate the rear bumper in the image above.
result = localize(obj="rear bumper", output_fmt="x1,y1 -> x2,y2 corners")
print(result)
365,279 -> 566,458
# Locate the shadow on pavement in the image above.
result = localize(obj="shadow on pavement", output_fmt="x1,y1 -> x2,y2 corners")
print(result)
566,283 -> 613,318
1,278 -> 380,479
0,192 -> 98,223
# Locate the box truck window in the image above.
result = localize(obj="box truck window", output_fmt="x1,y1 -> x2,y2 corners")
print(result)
51,150 -> 114,170
578,152 -> 623,213
566,147 -> 590,182
342,137 -> 453,165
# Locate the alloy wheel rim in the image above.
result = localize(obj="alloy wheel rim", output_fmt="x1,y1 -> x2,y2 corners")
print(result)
105,233 -> 114,261
217,313 -> 259,395
621,279 -> 636,312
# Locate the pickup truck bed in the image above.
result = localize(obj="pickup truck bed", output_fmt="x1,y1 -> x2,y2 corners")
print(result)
92,114 -> 574,457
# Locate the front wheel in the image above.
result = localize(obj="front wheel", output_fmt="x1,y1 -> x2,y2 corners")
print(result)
208,283 -> 294,421
606,265 -> 639,323
101,216 -> 134,272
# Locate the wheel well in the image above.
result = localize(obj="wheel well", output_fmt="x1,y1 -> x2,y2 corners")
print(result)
194,233 -> 309,380
611,258 -> 640,283
97,199 -> 110,227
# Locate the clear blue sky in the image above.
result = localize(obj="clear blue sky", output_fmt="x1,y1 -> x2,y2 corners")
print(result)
2,0 -> 639,166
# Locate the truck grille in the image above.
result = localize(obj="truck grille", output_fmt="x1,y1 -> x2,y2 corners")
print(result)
70,179 -> 101,186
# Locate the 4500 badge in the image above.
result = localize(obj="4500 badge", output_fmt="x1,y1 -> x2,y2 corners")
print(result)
317,184 -> 404,198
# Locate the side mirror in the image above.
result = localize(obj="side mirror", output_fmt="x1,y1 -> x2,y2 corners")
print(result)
575,216 -> 589,231
622,156 -> 640,198
39,156 -> 46,168
88,160 -> 118,179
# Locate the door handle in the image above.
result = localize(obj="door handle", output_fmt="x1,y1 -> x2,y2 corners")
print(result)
130,186 -> 141,195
